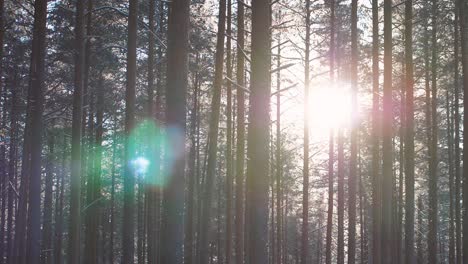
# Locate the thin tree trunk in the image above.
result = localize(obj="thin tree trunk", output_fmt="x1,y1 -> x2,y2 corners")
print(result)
371,0 -> 381,261
54,137 -> 66,264
225,1 -> 234,262
381,0 -> 394,263
7,59 -> 20,264
417,197 -> 424,264
198,0 -> 226,262
137,177 -> 145,264
428,1 -> 438,262
109,120 -> 118,264
447,88 -> 455,264
235,1 -> 245,263
68,0 -> 86,261
348,1 -> 358,263
275,12 -> 283,264
83,0 -> 97,261
397,62 -> 404,263
146,1 -> 157,262
0,0 -> 6,261
122,0 -> 138,262
302,1 -> 311,263
459,0 -> 468,262
94,75 -> 104,264
325,1 -> 335,263
41,130 -> 54,264
337,128 -> 344,264
185,53 -> 199,264
404,1 -> 415,263
454,3 -> 462,263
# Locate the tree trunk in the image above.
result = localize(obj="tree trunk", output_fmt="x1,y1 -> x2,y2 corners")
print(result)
83,1 -> 98,261
0,1 -> 6,260
26,0 -> 48,262
146,1 -> 157,262
109,120 -> 118,264
381,0 -> 394,263
41,130 -> 54,264
225,1 -> 234,262
7,57 -> 20,264
337,129 -> 344,264
428,1 -> 438,262
447,88 -> 455,264
459,0 -> 468,262
122,0 -> 138,262
371,0 -> 381,261
185,52 -> 199,264
404,0 -> 415,263
454,3 -> 462,263
89,74 -> 104,264
417,197 -> 424,264
275,12 -> 283,264
325,1 -> 335,263
198,0 -> 226,262
235,1 -> 246,263
160,0 -> 189,262
68,0 -> 86,261
348,1 -> 358,263
54,141 -> 66,264
302,0 -> 311,263
246,0 -> 271,263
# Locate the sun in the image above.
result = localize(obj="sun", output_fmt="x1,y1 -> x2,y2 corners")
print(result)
308,82 -> 352,138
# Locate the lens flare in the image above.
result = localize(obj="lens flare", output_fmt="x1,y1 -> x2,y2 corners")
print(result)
132,157 -> 150,175
127,119 -> 173,187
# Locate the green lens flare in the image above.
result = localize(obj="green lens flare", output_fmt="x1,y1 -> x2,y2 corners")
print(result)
127,119 -> 173,187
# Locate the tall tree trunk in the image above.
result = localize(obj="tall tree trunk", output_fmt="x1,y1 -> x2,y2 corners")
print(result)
88,75 -> 103,264
235,1 -> 246,263
325,1 -> 335,263
109,120 -> 118,264
146,1 -> 157,263
397,61 -> 404,263
404,0 -> 415,263
459,0 -> 468,262
122,0 -> 138,262
447,88 -> 455,264
359,155 -> 368,264
337,129 -> 344,264
270,140 -> 276,264
41,130 -> 54,264
428,1 -> 438,262
68,0 -> 86,261
225,1 -> 233,262
417,197 -> 424,264
26,0 -> 48,262
381,0 -> 394,263
275,12 -> 283,264
54,141 -> 66,264
348,1 -> 358,263
83,0 -> 97,261
7,57 -> 20,264
198,0 -> 226,262
185,53 -> 199,264
301,1 -> 311,263
454,3 -> 462,263
371,0 -> 381,261
246,0 -> 271,263
160,0 -> 189,262
0,1 -> 6,260
137,177 -> 145,264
